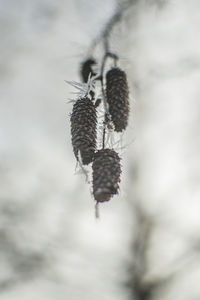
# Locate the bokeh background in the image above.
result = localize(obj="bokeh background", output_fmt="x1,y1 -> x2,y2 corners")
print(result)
0,0 -> 200,299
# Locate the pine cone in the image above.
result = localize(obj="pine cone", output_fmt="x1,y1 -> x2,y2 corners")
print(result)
80,58 -> 96,83
92,149 -> 121,202
70,97 -> 97,165
106,67 -> 129,132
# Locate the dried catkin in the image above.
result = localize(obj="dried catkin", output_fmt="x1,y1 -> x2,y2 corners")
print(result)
70,97 -> 97,165
92,149 -> 121,202
80,58 -> 96,83
106,67 -> 129,132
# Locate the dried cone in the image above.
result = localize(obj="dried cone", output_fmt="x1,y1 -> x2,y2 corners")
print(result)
70,97 -> 97,165
92,149 -> 121,202
80,58 -> 96,83
106,67 -> 129,132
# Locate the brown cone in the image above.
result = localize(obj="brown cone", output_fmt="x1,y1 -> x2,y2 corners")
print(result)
70,97 -> 97,165
92,149 -> 121,202
106,67 -> 129,132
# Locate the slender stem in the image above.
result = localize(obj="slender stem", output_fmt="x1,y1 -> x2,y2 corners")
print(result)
100,51 -> 119,148
100,54 -> 108,149
95,202 -> 100,219
94,1 -> 134,149
89,1 -> 133,55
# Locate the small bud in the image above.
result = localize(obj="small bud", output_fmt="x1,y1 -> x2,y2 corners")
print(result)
80,58 -> 97,83
95,98 -> 102,108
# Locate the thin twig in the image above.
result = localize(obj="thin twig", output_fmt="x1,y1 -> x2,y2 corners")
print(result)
95,202 -> 100,219
89,1 -> 133,54
99,53 -> 118,149
96,2 -> 133,149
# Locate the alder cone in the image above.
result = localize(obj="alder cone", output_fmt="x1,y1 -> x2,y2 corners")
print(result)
106,67 -> 129,132
70,97 -> 97,165
92,149 -> 121,202
80,58 -> 96,83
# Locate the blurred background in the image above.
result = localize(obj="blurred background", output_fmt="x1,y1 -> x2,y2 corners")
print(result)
0,0 -> 200,299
